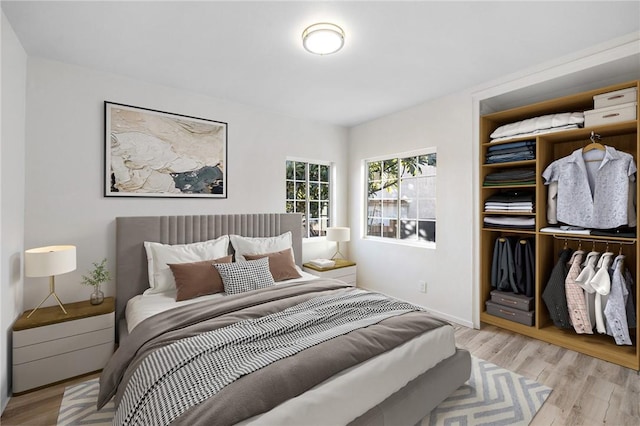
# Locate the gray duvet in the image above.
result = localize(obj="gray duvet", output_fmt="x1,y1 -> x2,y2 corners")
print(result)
98,280 -> 449,425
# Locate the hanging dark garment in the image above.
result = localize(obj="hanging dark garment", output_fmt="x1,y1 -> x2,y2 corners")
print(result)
542,248 -> 574,329
514,237 -> 535,297
491,237 -> 519,293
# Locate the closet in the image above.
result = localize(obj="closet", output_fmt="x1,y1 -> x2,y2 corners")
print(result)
480,80 -> 640,370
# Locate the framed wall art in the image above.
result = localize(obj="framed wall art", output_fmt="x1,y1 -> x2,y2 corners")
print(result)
104,102 -> 227,198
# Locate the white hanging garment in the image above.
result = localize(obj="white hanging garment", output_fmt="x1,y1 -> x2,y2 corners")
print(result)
575,251 -> 600,330
588,252 -> 614,334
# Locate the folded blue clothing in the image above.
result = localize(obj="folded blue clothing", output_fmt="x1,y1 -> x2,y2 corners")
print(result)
486,140 -> 536,153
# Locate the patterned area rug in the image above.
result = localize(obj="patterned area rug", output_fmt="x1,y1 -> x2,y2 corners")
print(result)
57,356 -> 551,426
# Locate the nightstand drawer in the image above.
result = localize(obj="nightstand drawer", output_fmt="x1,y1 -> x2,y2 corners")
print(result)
13,342 -> 113,393
13,313 -> 114,347
14,327 -> 113,364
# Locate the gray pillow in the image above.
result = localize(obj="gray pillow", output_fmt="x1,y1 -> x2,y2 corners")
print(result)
214,257 -> 275,295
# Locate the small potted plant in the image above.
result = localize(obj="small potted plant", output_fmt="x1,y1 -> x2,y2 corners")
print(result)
81,258 -> 111,305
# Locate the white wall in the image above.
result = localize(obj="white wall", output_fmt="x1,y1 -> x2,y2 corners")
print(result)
1,11 -> 27,412
22,57 -> 349,310
348,90 -> 474,327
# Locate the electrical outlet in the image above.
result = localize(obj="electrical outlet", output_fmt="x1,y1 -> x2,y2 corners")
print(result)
419,280 -> 427,293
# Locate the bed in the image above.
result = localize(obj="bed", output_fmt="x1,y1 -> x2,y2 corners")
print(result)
99,213 -> 471,425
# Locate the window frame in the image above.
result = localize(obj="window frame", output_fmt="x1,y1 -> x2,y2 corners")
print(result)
285,157 -> 334,239
363,147 -> 437,248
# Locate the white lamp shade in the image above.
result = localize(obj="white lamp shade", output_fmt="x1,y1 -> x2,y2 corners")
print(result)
326,227 -> 350,242
25,245 -> 77,277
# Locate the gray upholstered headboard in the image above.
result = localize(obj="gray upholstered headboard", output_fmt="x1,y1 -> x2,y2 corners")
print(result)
115,213 -> 302,340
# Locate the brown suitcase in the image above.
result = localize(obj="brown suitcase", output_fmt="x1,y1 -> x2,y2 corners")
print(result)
490,289 -> 534,311
486,300 -> 534,326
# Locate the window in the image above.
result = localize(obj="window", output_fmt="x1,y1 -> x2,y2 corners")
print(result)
286,160 -> 331,238
366,150 -> 436,245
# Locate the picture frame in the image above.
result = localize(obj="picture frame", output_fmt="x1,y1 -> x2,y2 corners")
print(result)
104,102 -> 227,198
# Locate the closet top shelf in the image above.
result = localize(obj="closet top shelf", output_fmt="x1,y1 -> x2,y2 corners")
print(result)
482,80 -> 639,124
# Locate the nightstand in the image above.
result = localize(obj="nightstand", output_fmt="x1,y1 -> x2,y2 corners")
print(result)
12,297 -> 115,393
303,259 -> 357,286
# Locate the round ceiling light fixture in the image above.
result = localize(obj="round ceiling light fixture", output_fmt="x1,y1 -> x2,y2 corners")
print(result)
302,23 -> 345,55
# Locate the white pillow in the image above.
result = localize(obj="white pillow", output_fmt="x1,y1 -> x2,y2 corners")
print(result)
229,232 -> 293,262
144,235 -> 229,294
214,257 -> 275,295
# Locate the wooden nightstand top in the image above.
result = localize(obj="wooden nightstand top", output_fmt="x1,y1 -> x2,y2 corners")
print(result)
13,297 -> 115,331
303,259 -> 356,272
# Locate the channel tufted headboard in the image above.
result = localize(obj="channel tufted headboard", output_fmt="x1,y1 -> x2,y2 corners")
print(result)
115,213 -> 303,341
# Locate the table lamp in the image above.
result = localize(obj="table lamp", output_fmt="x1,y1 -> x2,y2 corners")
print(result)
24,245 -> 76,318
326,227 -> 350,259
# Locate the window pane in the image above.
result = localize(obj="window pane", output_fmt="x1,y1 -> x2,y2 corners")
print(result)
286,201 -> 294,213
418,220 -> 436,242
382,219 -> 397,238
368,161 -> 382,181
309,164 -> 319,181
400,156 -> 420,177
319,183 -> 329,200
320,165 -> 329,182
309,182 -> 319,200
296,201 -> 306,214
400,220 -> 417,240
308,219 -> 320,237
310,202 -> 319,219
381,180 -> 398,199
295,162 -> 306,180
400,198 -> 416,219
382,159 -> 398,180
367,218 -> 382,237
286,160 -> 295,180
368,199 -> 382,217
295,182 -> 306,199
382,200 -> 398,218
286,181 -> 294,199
418,198 -> 436,219
400,177 -> 416,199
320,201 -> 329,217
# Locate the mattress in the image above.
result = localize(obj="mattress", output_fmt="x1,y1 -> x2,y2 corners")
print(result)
123,277 -> 456,425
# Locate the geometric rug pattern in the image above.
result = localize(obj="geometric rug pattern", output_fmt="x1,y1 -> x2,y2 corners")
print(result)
425,356 -> 552,426
57,356 -> 551,426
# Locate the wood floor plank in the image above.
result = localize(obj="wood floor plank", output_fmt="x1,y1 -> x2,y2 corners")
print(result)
1,324 -> 638,425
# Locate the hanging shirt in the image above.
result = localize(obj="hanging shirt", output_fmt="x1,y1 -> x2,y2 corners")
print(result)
575,251 -> 600,330
564,250 -> 593,334
542,248 -> 573,329
542,146 -> 636,229
588,252 -> 614,334
604,255 -> 632,345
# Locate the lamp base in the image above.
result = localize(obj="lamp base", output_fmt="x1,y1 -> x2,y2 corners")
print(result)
27,276 -> 68,318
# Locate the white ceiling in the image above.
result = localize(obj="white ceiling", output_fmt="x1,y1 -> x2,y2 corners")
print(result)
2,1 -> 640,127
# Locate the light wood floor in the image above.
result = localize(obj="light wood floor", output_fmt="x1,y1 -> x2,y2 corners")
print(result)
1,324 -> 638,425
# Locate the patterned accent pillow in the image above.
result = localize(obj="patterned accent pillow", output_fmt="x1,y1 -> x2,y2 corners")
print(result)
168,255 -> 233,301
244,248 -> 301,282
214,257 -> 275,295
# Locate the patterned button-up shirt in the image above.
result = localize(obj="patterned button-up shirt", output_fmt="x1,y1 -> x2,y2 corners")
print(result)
542,146 -> 636,229
564,250 -> 593,334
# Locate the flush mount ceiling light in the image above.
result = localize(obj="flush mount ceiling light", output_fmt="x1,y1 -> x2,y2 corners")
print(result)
302,23 -> 345,55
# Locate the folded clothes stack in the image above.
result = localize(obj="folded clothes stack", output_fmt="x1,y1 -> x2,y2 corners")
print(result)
483,168 -> 536,186
484,190 -> 534,213
483,216 -> 535,230
485,140 -> 536,164
490,112 -> 584,143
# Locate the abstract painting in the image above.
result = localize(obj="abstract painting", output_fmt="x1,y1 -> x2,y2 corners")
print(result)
104,102 -> 227,198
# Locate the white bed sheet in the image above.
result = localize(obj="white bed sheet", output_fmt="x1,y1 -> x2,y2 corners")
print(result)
125,269 -> 319,333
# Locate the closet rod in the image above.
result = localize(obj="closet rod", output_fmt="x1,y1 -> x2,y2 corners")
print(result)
550,234 -> 636,245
